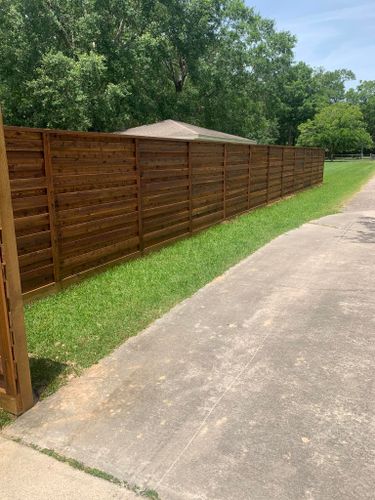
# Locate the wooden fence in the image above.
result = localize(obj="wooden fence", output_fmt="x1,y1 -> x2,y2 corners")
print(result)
3,125 -> 325,301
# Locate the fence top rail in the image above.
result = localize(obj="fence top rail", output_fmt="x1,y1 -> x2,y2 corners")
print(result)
3,125 -> 324,151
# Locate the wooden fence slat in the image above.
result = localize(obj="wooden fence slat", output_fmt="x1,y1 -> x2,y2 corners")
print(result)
135,139 -> 144,253
266,146 -> 270,204
223,144 -> 227,219
188,142 -> 193,234
43,132 -> 61,284
247,146 -> 252,209
281,147 -> 284,197
0,258 -> 18,396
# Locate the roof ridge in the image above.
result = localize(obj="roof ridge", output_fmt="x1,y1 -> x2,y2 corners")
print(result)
170,120 -> 198,135
172,120 -> 241,139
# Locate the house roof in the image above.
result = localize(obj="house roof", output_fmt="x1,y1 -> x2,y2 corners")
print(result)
117,120 -> 256,144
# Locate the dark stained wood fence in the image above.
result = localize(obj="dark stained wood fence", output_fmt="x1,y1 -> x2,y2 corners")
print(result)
4,125 -> 324,301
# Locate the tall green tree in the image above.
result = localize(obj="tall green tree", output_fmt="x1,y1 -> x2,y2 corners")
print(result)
274,66 -> 355,145
274,62 -> 315,145
0,0 -> 359,142
297,103 -> 373,159
312,69 -> 355,107
347,81 -> 375,141
184,1 -> 296,141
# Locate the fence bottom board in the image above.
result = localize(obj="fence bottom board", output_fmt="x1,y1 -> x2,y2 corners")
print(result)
23,248 -> 143,304
0,392 -> 19,415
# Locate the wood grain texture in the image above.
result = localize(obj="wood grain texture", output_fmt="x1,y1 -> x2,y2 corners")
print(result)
3,125 -> 325,300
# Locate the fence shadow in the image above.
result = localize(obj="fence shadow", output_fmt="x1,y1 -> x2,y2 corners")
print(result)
29,357 -> 70,399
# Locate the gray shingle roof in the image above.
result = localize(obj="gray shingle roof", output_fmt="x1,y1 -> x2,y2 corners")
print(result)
117,120 -> 256,144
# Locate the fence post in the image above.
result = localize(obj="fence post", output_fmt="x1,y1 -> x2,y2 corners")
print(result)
266,146 -> 270,203
43,132 -> 60,284
0,257 -> 18,402
188,142 -> 193,234
223,143 -> 227,219
247,145 -> 252,209
135,138 -> 144,253
0,108 -> 33,414
281,147 -> 284,197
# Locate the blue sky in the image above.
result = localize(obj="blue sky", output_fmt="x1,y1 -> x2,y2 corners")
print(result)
248,0 -> 375,86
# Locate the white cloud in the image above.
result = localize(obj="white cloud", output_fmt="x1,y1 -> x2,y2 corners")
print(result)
251,0 -> 375,82
282,2 -> 375,30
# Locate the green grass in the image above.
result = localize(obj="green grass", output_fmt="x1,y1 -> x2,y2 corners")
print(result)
0,409 -> 13,429
12,439 -> 160,498
19,160 -> 375,400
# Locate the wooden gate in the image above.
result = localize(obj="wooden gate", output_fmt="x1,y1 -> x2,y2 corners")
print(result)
0,110 -> 33,415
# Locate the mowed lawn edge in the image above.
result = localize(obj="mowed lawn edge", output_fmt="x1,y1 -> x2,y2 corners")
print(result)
1,161 -> 374,427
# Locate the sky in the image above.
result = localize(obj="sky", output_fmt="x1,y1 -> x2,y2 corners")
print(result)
248,0 -> 375,86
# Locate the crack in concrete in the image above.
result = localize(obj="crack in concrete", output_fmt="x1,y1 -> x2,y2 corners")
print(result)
156,323 -> 275,487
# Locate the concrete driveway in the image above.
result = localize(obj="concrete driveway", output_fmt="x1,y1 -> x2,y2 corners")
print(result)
4,177 -> 375,500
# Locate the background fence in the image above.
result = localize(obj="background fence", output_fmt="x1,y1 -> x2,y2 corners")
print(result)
4,126 -> 324,300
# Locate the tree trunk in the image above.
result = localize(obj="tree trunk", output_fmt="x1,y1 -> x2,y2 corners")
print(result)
174,79 -> 184,92
288,127 -> 293,145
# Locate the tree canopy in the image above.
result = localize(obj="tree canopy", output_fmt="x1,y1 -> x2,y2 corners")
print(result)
297,103 -> 373,158
0,0 -> 373,148
347,81 -> 375,142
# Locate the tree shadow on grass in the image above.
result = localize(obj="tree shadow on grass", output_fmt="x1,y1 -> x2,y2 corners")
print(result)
29,357 -> 72,399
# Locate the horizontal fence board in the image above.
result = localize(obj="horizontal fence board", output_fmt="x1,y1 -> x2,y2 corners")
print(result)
3,126 -> 324,299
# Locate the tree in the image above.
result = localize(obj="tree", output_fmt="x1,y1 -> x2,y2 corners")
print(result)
25,51 -> 130,130
274,66 -> 355,145
0,0 -> 360,142
184,1 -> 296,142
0,0 -> 297,139
274,62 -> 315,145
311,68 -> 355,107
297,103 -> 373,159
346,81 -> 375,141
